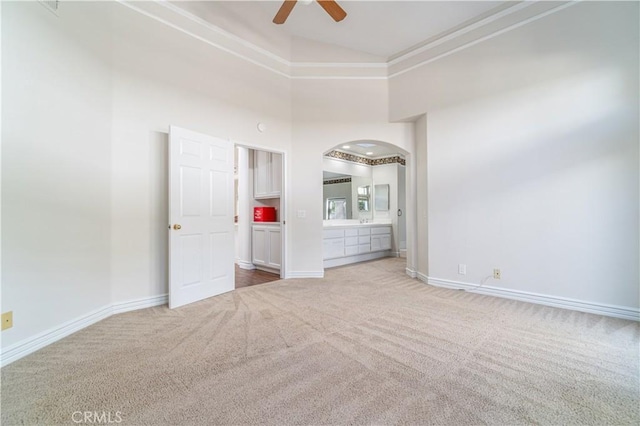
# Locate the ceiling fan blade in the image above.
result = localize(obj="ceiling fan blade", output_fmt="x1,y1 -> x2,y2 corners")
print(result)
273,0 -> 298,24
316,0 -> 347,22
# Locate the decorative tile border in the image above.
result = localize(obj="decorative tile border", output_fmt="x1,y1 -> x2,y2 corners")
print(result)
325,150 -> 406,166
323,177 -> 352,185
371,156 -> 406,166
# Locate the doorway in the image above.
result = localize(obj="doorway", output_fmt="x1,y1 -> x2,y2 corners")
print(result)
234,145 -> 286,289
322,140 -> 410,272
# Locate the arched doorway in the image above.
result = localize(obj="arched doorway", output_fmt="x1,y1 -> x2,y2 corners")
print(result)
321,140 -> 412,274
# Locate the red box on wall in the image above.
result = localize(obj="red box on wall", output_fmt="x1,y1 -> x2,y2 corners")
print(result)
254,207 -> 277,222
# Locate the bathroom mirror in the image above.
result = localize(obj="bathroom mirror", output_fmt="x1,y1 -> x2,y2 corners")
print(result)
374,184 -> 390,211
322,171 -> 372,220
357,185 -> 370,212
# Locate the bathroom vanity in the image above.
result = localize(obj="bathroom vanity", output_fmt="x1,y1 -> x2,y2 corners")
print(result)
323,223 -> 392,268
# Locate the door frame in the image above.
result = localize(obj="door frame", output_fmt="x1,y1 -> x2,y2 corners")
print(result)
234,140 -> 288,279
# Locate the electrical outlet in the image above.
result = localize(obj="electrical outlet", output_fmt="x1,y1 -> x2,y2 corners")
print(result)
493,268 -> 501,280
1,311 -> 13,331
458,264 -> 467,275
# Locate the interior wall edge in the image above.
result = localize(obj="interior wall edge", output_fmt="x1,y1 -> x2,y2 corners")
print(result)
0,294 -> 168,368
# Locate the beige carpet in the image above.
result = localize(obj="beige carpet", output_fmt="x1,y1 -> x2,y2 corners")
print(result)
1,258 -> 639,425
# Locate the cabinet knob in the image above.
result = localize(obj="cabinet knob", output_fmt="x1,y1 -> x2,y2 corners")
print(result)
173,224 -> 182,230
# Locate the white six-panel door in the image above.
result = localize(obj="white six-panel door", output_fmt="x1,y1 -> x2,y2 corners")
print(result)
168,126 -> 235,309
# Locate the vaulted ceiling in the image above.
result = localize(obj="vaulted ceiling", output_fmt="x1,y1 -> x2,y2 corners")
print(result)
174,1 -> 507,59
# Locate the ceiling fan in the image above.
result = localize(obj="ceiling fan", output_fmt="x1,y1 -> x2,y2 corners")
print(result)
273,0 -> 347,25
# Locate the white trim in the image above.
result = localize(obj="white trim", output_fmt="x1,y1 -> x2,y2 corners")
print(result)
115,0 -> 290,78
387,1 -> 534,66
290,75 -> 388,80
388,1 -> 578,79
405,267 -> 417,279
157,0 -> 290,67
291,62 -> 387,69
115,0 -> 578,81
0,295 -> 168,367
112,294 -> 168,315
286,271 -> 324,279
237,260 -> 256,271
418,276 -> 640,322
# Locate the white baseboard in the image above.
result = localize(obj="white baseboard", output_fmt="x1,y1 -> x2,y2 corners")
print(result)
405,267 -> 417,279
419,275 -> 639,321
236,260 -> 256,270
286,271 -> 324,279
112,294 -> 168,315
0,294 -> 168,367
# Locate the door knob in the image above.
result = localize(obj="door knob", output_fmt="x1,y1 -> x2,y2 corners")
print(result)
173,224 -> 182,230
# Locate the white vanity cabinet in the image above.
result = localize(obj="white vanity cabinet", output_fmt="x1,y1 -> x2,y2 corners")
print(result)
252,224 -> 281,272
254,151 -> 282,199
371,226 -> 392,252
323,224 -> 392,268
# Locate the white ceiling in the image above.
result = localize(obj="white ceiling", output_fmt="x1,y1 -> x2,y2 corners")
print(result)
262,0 -> 505,58
168,1 -> 515,158
174,1 -> 508,60
334,141 -> 400,158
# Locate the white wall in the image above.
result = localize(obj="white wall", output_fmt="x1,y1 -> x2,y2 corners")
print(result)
2,2 -> 114,348
390,2 -> 639,308
1,1 -> 415,354
108,3 -> 292,303
323,156 -> 371,178
290,78 -> 414,276
1,1 -> 292,351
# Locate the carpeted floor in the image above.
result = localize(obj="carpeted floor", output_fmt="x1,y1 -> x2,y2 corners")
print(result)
1,258 -> 639,425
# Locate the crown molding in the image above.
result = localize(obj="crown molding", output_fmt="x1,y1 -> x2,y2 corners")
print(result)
388,1 -> 577,78
117,0 -> 579,81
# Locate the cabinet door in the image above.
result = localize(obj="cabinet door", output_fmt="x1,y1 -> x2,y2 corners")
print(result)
254,150 -> 270,198
252,227 -> 267,266
269,152 -> 282,196
371,236 -> 382,252
380,235 -> 392,250
267,227 -> 281,268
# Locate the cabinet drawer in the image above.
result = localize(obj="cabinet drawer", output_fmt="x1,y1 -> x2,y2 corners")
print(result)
358,244 -> 371,254
358,228 -> 371,236
345,245 -> 359,256
371,226 -> 391,235
323,238 -> 345,259
358,236 -> 370,245
323,229 -> 345,239
345,228 -> 358,237
345,236 -> 358,246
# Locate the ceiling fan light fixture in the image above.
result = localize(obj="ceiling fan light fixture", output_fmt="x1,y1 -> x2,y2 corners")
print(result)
273,0 -> 346,24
